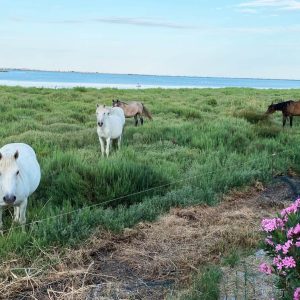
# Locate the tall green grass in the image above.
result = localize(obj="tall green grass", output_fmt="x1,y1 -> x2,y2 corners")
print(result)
176,266 -> 222,300
0,86 -> 300,262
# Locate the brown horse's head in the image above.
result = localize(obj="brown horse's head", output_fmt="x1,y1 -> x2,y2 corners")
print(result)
112,99 -> 121,107
266,103 -> 276,114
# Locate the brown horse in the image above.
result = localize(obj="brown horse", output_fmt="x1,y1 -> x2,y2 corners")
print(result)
266,100 -> 300,127
112,99 -> 152,126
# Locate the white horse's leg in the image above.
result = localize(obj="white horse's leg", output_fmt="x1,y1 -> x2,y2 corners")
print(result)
105,137 -> 111,157
99,137 -> 105,156
19,198 -> 28,232
118,135 -> 122,150
14,206 -> 20,222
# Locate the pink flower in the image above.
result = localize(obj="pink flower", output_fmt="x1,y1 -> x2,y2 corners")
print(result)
282,256 -> 296,269
273,255 -> 296,270
273,255 -> 283,270
288,224 -> 300,238
281,200 -> 300,217
259,262 -> 272,275
294,224 -> 300,235
261,218 -> 284,232
296,198 -> 300,207
275,240 -> 292,255
288,228 -> 294,238
283,215 -> 288,224
281,205 -> 297,217
294,287 -> 300,300
282,240 -> 293,254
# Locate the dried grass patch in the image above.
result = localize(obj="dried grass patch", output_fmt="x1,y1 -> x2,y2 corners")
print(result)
0,185 -> 287,299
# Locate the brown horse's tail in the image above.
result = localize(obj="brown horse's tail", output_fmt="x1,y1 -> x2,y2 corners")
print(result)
142,104 -> 153,120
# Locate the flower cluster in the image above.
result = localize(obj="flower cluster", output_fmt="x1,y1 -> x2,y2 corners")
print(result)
260,198 -> 300,299
294,288 -> 300,300
261,218 -> 284,232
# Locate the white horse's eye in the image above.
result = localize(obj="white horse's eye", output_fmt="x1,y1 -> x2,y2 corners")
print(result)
16,171 -> 19,175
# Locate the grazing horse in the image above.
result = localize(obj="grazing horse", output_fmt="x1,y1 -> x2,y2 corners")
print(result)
0,143 -> 41,231
112,99 -> 152,126
96,104 -> 125,157
266,100 -> 300,127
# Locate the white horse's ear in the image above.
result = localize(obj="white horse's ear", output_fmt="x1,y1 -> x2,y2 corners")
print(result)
103,105 -> 106,108
14,150 -> 19,160
96,104 -> 99,108
0,153 -> 2,160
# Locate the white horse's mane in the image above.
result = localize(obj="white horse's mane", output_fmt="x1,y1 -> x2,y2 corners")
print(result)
0,156 -> 17,170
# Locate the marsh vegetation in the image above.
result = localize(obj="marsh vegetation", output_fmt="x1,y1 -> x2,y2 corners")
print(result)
0,86 -> 300,264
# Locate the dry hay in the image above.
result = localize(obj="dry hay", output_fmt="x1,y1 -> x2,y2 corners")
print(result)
0,183 -> 289,299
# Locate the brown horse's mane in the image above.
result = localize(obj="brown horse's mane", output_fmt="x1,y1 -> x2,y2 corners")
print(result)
116,99 -> 128,105
273,100 -> 294,111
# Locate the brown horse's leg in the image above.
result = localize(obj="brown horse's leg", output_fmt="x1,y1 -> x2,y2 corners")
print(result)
140,115 -> 144,125
134,114 -> 138,126
283,115 -> 287,127
290,116 -> 293,127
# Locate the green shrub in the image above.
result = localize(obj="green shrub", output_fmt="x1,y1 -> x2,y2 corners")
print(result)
235,109 -> 266,124
35,151 -> 170,208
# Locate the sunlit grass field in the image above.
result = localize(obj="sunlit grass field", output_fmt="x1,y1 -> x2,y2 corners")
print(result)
0,85 -> 300,262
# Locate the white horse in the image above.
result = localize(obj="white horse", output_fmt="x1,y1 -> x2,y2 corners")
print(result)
0,143 -> 41,230
96,104 -> 125,157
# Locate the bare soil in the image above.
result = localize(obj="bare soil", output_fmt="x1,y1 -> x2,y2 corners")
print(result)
2,176 -> 299,300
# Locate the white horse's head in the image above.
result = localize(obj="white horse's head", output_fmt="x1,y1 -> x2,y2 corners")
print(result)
96,104 -> 110,127
0,151 -> 20,205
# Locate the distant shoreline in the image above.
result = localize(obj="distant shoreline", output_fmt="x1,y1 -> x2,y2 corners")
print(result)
0,80 -> 299,90
0,80 -> 219,89
0,68 -> 300,82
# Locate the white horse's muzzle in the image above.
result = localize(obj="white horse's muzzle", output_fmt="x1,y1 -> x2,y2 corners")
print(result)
3,194 -> 16,205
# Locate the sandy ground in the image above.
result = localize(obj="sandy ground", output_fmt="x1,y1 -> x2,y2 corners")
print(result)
1,176 -> 297,300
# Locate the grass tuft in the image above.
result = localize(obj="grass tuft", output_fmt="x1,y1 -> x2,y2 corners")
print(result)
234,108 -> 266,124
180,266 -> 222,300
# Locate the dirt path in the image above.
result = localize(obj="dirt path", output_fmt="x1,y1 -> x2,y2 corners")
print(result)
2,177 -> 297,300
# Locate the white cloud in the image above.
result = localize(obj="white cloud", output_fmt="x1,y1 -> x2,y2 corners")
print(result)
238,0 -> 300,11
226,24 -> 300,33
91,17 -> 195,29
10,16 -> 195,30
236,8 -> 259,13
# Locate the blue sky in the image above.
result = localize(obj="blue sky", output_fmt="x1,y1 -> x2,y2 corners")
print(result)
0,0 -> 300,79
